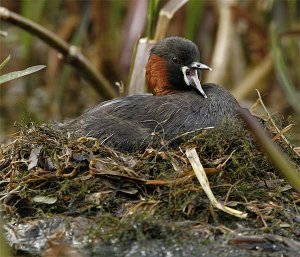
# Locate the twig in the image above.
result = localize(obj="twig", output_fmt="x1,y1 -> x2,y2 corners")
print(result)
239,108 -> 300,193
256,89 -> 300,157
186,147 -> 248,219
161,126 -> 214,150
0,7 -> 116,99
0,185 -> 22,201
272,124 -> 294,142
216,150 -> 236,170
153,126 -> 214,161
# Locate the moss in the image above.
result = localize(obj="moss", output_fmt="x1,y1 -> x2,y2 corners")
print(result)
0,117 -> 299,241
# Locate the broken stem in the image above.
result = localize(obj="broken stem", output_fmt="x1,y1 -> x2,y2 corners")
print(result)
186,147 -> 248,219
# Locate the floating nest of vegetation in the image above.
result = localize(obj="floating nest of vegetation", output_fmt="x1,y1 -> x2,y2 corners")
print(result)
0,117 -> 299,257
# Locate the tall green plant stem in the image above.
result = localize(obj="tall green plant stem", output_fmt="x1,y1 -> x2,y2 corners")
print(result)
146,0 -> 160,38
271,25 -> 300,115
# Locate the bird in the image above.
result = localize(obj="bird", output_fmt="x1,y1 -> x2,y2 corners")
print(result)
59,37 -> 241,151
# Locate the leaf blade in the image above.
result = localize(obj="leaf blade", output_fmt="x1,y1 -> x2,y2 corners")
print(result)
0,65 -> 46,84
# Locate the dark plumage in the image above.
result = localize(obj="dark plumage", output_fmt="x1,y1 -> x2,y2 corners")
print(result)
62,83 -> 239,151
59,37 -> 242,151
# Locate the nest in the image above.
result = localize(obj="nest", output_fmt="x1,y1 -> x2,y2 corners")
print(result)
0,118 -> 299,256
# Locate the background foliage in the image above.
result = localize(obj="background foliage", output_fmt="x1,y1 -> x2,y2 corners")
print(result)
0,0 -> 299,141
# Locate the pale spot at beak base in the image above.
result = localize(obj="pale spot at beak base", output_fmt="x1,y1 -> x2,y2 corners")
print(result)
181,66 -> 207,98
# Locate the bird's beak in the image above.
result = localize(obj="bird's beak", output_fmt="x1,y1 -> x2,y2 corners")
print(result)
181,62 -> 212,98
190,62 -> 212,71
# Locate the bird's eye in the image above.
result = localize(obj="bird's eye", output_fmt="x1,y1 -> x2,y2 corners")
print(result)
172,57 -> 179,64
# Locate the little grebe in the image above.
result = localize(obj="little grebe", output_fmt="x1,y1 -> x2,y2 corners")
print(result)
61,37 -> 241,151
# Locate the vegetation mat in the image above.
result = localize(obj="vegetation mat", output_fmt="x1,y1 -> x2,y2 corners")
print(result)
1,118 -> 299,257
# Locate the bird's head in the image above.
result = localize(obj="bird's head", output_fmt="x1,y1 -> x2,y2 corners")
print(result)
146,37 -> 211,98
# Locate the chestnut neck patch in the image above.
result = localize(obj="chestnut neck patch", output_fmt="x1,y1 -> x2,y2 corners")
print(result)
146,55 -> 177,96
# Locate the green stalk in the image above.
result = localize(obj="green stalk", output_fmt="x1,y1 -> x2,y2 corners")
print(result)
146,0 -> 160,39
271,25 -> 300,115
184,0 -> 205,41
21,0 -> 47,61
